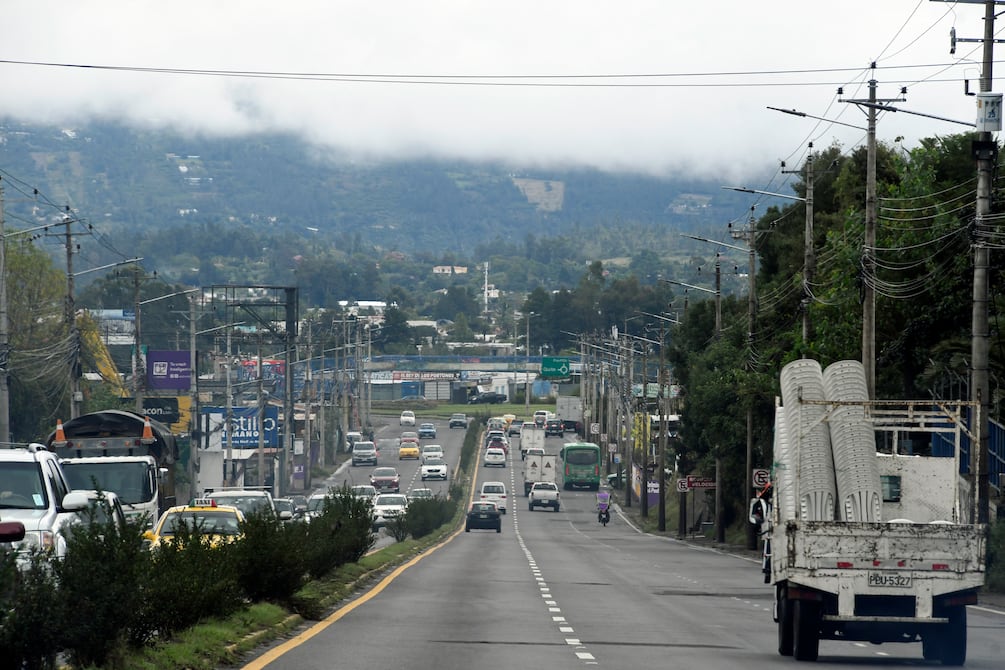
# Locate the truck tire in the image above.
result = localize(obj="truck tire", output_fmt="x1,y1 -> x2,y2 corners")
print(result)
553,503 -> 560,512
939,606 -> 966,666
777,594 -> 794,656
792,600 -> 820,662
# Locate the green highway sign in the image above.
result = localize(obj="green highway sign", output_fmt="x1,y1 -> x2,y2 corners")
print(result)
540,356 -> 571,379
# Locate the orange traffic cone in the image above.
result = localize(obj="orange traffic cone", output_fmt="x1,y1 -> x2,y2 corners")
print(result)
140,416 -> 155,444
52,419 -> 67,447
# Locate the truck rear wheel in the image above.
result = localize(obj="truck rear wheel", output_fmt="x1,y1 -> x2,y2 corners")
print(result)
777,594 -> 794,656
792,600 -> 820,662
939,606 -> 966,666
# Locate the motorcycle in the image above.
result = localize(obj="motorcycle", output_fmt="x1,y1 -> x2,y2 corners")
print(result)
596,491 -> 611,526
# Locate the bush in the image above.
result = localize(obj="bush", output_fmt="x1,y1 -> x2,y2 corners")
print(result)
134,523 -> 244,638
54,500 -> 151,666
385,514 -> 411,542
302,487 -> 375,579
0,552 -> 64,670
405,497 -> 458,539
232,510 -> 308,603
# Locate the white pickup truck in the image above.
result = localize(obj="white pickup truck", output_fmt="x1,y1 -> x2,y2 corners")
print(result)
528,481 -> 560,511
756,360 -> 986,665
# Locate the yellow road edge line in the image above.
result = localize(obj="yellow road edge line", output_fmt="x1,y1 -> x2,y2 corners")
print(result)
241,479 -> 476,669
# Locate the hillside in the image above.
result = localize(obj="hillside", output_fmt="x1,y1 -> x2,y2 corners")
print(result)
0,120 -> 755,288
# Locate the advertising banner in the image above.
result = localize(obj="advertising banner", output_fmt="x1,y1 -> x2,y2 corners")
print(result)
202,406 -> 280,448
147,350 -> 191,390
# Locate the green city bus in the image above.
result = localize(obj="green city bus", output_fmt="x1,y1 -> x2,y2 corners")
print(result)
558,442 -> 602,490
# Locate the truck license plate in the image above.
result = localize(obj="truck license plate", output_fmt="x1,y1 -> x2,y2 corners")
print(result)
868,572 -> 912,588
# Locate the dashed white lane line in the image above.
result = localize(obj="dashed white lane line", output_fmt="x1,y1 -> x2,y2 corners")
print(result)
505,446 -> 597,665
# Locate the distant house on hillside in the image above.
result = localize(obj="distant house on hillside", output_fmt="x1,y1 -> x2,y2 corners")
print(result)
432,265 -> 468,275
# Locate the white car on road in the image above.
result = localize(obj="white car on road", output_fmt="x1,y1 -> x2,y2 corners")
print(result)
483,447 -> 507,468
372,493 -> 408,528
420,457 -> 449,481
479,481 -> 508,514
421,444 -> 444,463
399,410 -> 416,426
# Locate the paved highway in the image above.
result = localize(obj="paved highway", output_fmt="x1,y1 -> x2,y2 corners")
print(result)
243,425 -> 1005,669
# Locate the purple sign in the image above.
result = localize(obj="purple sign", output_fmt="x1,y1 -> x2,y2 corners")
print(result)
147,350 -> 191,390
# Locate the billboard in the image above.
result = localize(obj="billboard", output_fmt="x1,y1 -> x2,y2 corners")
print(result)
202,406 -> 280,448
147,350 -> 191,391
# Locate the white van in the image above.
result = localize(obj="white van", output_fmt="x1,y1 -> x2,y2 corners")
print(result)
479,481 -> 508,514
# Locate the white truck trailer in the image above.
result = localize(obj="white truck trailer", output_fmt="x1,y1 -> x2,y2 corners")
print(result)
519,425 -> 546,460
754,360 -> 986,665
523,453 -> 557,496
555,396 -> 583,436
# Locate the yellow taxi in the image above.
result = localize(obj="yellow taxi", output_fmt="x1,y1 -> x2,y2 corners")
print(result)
398,439 -> 421,460
143,498 -> 245,549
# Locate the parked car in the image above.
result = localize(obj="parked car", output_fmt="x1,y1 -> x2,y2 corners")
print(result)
465,501 -> 502,532
351,441 -> 379,466
469,392 -> 507,404
399,411 -> 416,426
344,431 -> 363,453
448,413 -> 468,429
417,423 -> 437,439
479,481 -> 508,514
420,456 -> 449,481
483,447 -> 507,468
372,493 -> 408,528
545,419 -> 565,437
370,467 -> 401,493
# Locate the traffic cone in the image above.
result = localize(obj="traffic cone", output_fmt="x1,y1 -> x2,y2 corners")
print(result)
140,416 -> 155,444
52,419 -> 67,447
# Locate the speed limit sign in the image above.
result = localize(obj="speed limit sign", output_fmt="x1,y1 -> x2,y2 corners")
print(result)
675,479 -> 688,493
752,468 -> 770,488
590,422 -> 600,435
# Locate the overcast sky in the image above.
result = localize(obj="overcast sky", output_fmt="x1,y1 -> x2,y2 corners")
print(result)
0,1 -> 996,183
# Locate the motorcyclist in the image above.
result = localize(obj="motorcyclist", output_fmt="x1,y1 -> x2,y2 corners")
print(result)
596,490 -> 611,525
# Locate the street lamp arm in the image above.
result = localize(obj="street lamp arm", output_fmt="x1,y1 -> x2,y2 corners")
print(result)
140,287 -> 199,305
662,278 -> 716,295
72,257 -> 144,277
722,186 -> 806,202
680,233 -> 746,254
766,106 -> 867,131
840,101 -> 975,128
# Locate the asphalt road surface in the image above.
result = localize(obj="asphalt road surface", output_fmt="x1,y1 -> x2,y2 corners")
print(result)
241,428 -> 1005,670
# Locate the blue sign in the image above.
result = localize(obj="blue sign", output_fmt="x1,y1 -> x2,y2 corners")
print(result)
202,406 -> 280,448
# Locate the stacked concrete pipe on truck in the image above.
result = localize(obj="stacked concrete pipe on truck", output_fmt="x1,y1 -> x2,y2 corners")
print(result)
779,359 -> 835,521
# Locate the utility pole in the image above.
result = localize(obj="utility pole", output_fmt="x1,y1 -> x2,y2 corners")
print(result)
0,182 -> 8,444
657,320 -> 667,532
864,78 -> 877,399
133,267 -> 144,413
842,73 -> 903,397
63,212 -> 82,420
641,344 -> 648,518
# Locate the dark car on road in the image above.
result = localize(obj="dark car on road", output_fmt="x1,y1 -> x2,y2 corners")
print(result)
465,501 -> 502,532
468,392 -> 507,404
545,419 -> 565,437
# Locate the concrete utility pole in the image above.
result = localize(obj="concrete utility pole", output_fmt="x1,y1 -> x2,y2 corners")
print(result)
842,74 -> 903,397
864,79 -> 878,399
968,0 -> 998,524
64,214 -> 80,419
0,183 -> 8,444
